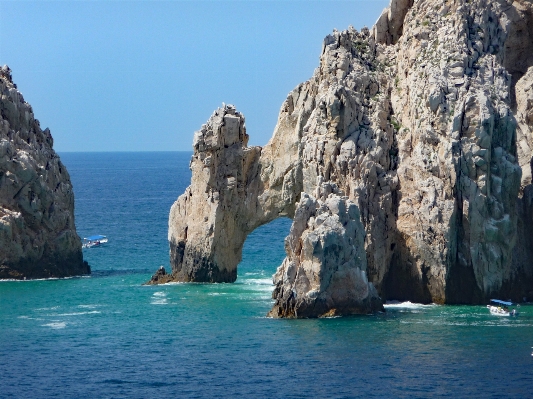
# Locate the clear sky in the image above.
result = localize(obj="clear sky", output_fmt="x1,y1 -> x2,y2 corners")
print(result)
0,0 -> 389,152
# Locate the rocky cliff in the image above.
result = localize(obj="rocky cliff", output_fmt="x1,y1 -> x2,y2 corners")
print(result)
0,66 -> 89,279
151,0 -> 533,316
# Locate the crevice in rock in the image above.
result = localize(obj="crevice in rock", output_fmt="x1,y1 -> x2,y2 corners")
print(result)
501,2 -> 533,109
373,0 -> 414,45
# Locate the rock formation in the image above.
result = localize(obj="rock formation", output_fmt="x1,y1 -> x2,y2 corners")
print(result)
151,0 -> 533,316
0,66 -> 89,279
268,188 -> 382,317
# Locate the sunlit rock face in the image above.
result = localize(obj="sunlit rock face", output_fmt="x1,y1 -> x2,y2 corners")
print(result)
154,0 -> 533,315
164,105 -> 263,283
268,187 -> 383,318
0,66 -> 89,279
156,101 -> 383,316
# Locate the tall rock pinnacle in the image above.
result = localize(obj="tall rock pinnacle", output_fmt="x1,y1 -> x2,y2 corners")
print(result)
0,66 -> 89,279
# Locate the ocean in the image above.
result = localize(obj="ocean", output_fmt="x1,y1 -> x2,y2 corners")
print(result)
1,152 -> 532,398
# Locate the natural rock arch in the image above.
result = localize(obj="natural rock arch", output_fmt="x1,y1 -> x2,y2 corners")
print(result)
167,105 -> 295,283
149,101 -> 383,317
148,98 -> 383,317
149,0 -> 533,317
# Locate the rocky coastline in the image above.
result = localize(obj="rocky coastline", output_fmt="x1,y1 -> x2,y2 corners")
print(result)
0,66 -> 89,279
149,0 -> 533,317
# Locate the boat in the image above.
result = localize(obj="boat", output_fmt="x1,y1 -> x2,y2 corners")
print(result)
82,235 -> 108,248
486,299 -> 520,317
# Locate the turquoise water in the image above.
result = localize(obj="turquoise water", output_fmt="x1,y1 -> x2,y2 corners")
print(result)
1,152 -> 532,398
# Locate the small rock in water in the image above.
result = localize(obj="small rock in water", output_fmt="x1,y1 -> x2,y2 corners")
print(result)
145,266 -> 173,285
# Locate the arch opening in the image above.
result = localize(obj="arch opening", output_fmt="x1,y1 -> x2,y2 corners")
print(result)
237,217 -> 292,290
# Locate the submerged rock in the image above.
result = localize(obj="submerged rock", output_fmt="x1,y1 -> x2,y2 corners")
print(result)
0,66 -> 89,279
155,0 -> 533,315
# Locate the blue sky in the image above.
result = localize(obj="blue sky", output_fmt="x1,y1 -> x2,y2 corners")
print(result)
0,0 -> 389,152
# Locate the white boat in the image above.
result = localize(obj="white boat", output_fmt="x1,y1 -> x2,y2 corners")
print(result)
486,299 -> 520,317
82,235 -> 108,248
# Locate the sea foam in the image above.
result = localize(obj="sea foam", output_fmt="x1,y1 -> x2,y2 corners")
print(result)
384,301 -> 437,309
150,291 -> 168,305
42,322 -> 67,329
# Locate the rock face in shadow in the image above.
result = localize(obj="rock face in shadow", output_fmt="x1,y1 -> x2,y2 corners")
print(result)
152,0 -> 533,316
513,66 -> 533,301
0,66 -> 89,279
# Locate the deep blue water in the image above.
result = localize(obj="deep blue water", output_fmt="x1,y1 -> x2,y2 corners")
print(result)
1,152 -> 532,398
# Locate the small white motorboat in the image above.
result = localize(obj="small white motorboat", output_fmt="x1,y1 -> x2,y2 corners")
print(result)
486,299 -> 520,317
82,235 -> 108,248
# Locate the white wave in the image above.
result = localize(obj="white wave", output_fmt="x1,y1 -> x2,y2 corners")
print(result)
42,322 -> 67,329
18,315 -> 43,321
78,304 -> 100,309
35,306 -> 60,311
400,319 -> 533,327
239,287 -> 274,294
384,301 -> 437,309
0,277 -> 56,282
51,311 -> 101,317
232,293 -> 273,301
0,276 -> 81,282
241,278 -> 273,286
150,292 -> 168,304
150,299 -> 168,305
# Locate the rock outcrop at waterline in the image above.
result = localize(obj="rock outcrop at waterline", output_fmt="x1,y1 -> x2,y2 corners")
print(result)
150,0 -> 533,316
0,66 -> 89,279
148,103 -> 383,315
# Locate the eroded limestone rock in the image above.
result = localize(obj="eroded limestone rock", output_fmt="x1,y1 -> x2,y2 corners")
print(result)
0,66 -> 89,279
386,0 -> 528,303
163,105 -> 264,282
269,186 -> 382,318
513,64 -> 533,301
154,0 -> 533,315
516,67 -> 533,186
